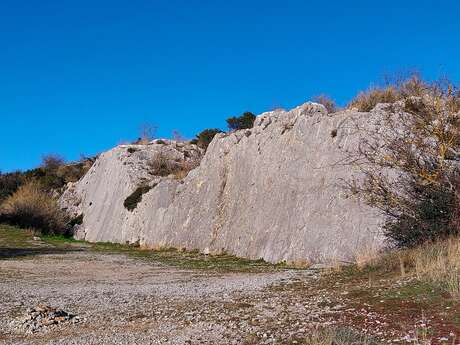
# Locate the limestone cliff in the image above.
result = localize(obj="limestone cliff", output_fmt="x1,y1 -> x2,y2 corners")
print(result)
60,102 -> 383,264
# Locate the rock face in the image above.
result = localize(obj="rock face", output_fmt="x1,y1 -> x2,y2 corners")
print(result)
60,102 -> 383,264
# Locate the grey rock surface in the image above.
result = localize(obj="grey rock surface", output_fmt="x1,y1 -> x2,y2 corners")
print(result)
60,102 -> 383,264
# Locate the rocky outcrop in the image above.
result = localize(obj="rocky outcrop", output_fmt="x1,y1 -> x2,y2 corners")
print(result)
60,102 -> 383,264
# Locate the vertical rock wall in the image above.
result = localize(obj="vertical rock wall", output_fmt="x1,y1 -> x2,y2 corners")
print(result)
60,102 -> 383,264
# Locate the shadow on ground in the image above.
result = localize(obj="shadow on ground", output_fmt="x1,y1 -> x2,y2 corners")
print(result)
0,247 -> 82,259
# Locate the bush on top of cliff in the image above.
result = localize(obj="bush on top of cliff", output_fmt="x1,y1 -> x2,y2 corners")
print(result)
346,78 -> 460,248
312,94 -> 337,113
192,128 -> 224,150
226,112 -> 256,131
348,74 -> 428,112
0,180 -> 70,235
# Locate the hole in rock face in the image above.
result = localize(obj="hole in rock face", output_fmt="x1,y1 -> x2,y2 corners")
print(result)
330,129 -> 338,138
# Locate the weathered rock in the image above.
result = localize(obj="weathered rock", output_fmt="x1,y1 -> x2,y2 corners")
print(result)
11,304 -> 82,334
60,102 -> 384,264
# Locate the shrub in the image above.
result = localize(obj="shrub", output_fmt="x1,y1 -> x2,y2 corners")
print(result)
346,77 -> 460,247
0,181 -> 69,235
0,171 -> 25,203
148,153 -> 200,179
41,154 -> 65,172
148,152 -> 177,177
348,86 -> 400,112
226,112 -> 256,131
194,128 -> 223,150
123,185 -> 152,211
348,74 -> 428,112
172,159 -> 200,180
69,213 -> 84,227
312,94 -> 337,113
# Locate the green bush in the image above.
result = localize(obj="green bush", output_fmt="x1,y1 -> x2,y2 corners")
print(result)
226,112 -> 256,131
69,214 -> 84,227
123,185 -> 153,211
194,128 -> 223,149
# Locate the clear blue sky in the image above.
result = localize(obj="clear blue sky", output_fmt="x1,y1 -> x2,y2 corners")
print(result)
1,0 -> 460,172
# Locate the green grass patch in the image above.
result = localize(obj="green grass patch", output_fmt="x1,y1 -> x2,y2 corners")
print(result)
0,223 -> 289,272
0,224 -> 35,248
382,281 -> 443,303
89,241 -> 284,272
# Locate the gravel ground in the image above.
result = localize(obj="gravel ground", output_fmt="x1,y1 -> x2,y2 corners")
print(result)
0,252 -> 333,345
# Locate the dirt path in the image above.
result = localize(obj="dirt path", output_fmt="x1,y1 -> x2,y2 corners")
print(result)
0,251 -> 326,344
0,229 -> 459,344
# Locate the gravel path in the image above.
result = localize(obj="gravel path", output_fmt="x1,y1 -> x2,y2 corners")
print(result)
0,252 -> 331,345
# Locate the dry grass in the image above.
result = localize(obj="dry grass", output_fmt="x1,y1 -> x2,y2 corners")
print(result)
354,245 -> 381,270
361,237 -> 460,298
0,180 -> 69,235
348,86 -> 400,112
412,237 -> 460,297
348,74 -> 429,111
148,153 -> 200,179
172,159 -> 200,179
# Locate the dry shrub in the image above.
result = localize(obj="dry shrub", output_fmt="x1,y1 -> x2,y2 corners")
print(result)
312,94 -> 337,113
346,77 -> 460,248
348,86 -> 400,112
149,152 -> 176,177
149,153 -> 199,179
348,74 -> 429,112
412,237 -> 460,297
361,237 -> 460,298
0,181 -> 69,235
172,159 -> 200,180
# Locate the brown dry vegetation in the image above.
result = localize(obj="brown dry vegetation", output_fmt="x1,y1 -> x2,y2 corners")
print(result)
348,74 -> 429,112
346,76 -> 460,248
0,181 -> 69,235
356,236 -> 460,298
148,152 -> 200,179
312,94 -> 337,113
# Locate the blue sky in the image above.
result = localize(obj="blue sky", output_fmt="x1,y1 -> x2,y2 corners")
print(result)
1,0 -> 460,172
